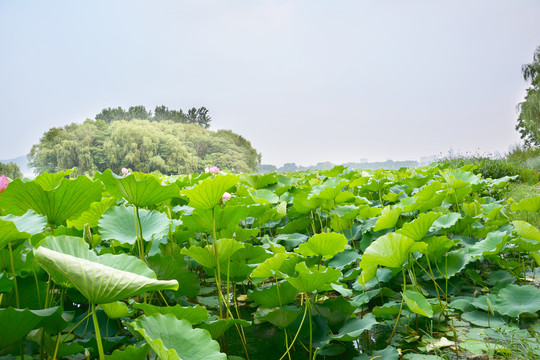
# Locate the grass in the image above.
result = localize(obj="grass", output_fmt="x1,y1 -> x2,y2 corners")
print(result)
503,182 -> 540,228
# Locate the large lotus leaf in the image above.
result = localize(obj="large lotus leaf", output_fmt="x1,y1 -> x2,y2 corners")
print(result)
461,311 -> 506,327
373,207 -> 402,232
182,206 -> 248,233
1,210 -> 47,235
131,314 -> 226,360
441,170 -> 481,188
424,236 -> 455,261
493,284 -> 540,317
513,220 -> 540,241
99,205 -> 170,245
240,173 -> 278,189
131,301 -> 209,325
286,262 -> 341,293
67,197 -> 116,230
250,189 -> 279,204
470,231 -> 508,257
96,169 -> 180,207
402,290 -> 433,317
510,196 -> 540,212
359,233 -> 426,283
0,218 -> 32,250
197,318 -> 251,340
250,253 -> 290,279
35,245 -> 178,304
261,306 -> 302,328
181,174 -> 239,210
397,212 -> 442,241
0,176 -> 103,226
147,254 -> 200,298
181,239 -> 244,269
105,344 -> 151,360
248,281 -> 298,308
34,169 -> 73,190
230,243 -> 272,264
311,178 -> 349,201
328,249 -> 361,269
0,306 -> 68,348
101,301 -> 135,319
434,248 -> 471,279
431,212 -> 462,230
353,346 -> 399,360
330,314 -> 377,341
295,232 -> 348,260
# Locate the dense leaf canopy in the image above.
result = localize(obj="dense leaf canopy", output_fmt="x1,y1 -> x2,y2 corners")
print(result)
28,119 -> 260,175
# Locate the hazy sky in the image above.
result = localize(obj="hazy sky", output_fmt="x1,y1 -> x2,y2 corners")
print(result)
1,1 -> 539,166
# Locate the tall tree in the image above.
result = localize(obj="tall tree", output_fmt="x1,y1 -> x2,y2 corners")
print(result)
516,46 -> 540,147
0,162 -> 23,178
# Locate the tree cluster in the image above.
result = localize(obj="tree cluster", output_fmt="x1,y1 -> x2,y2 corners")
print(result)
516,46 -> 540,147
29,119 -> 260,175
0,162 -> 23,178
95,105 -> 211,129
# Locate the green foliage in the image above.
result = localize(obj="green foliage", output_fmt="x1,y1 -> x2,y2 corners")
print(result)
0,162 -> 23,178
516,45 -> 540,147
29,119 -> 260,175
95,105 -> 211,128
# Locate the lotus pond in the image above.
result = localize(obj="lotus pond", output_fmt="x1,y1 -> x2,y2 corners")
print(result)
0,165 -> 539,360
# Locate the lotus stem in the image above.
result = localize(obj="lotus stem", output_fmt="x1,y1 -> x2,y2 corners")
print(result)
91,303 -> 106,360
279,299 -> 309,360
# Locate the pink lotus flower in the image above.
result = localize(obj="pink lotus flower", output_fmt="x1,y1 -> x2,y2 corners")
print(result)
222,192 -> 232,202
0,175 -> 8,194
205,166 -> 220,174
121,168 -> 130,176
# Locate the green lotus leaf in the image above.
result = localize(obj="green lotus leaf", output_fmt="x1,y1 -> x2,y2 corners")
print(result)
34,169 -> 74,190
295,232 -> 348,260
493,284 -> 540,317
197,317 -> 251,340
403,354 -> 446,360
286,262 -> 341,293
250,189 -> 279,204
402,290 -> 434,317
397,212 -> 442,241
147,254 -> 200,298
131,313 -> 226,360
434,248 -> 471,279
67,197 -> 116,230
330,313 -> 377,341
359,233 -> 426,283
230,243 -> 272,264
0,176 -> 103,226
240,173 -> 278,189
181,239 -> 244,269
328,249 -> 361,269
513,220 -> 540,241
291,191 -> 322,214
353,345 -> 399,360
182,206 -> 248,233
311,178 -> 349,201
510,195 -> 540,212
101,301 -> 135,319
431,212 -> 462,230
181,174 -> 239,210
250,253 -> 290,279
424,236 -> 455,261
105,344 -> 151,360
0,306 -> 68,348
35,243 -> 178,304
99,205 -> 170,245
0,218 -> 32,250
1,210 -> 47,235
373,207 -> 402,232
461,310 -> 506,327
470,231 -> 508,257
96,169 -> 180,207
247,281 -> 298,308
261,306 -> 301,328
131,301 -> 209,325
441,169 -> 481,188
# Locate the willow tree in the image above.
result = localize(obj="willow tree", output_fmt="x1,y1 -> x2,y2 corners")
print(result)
516,46 -> 540,147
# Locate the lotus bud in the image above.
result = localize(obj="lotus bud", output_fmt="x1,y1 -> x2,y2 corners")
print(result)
222,192 -> 232,202
0,175 -> 8,194
205,166 -> 220,174
121,168 -> 130,176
